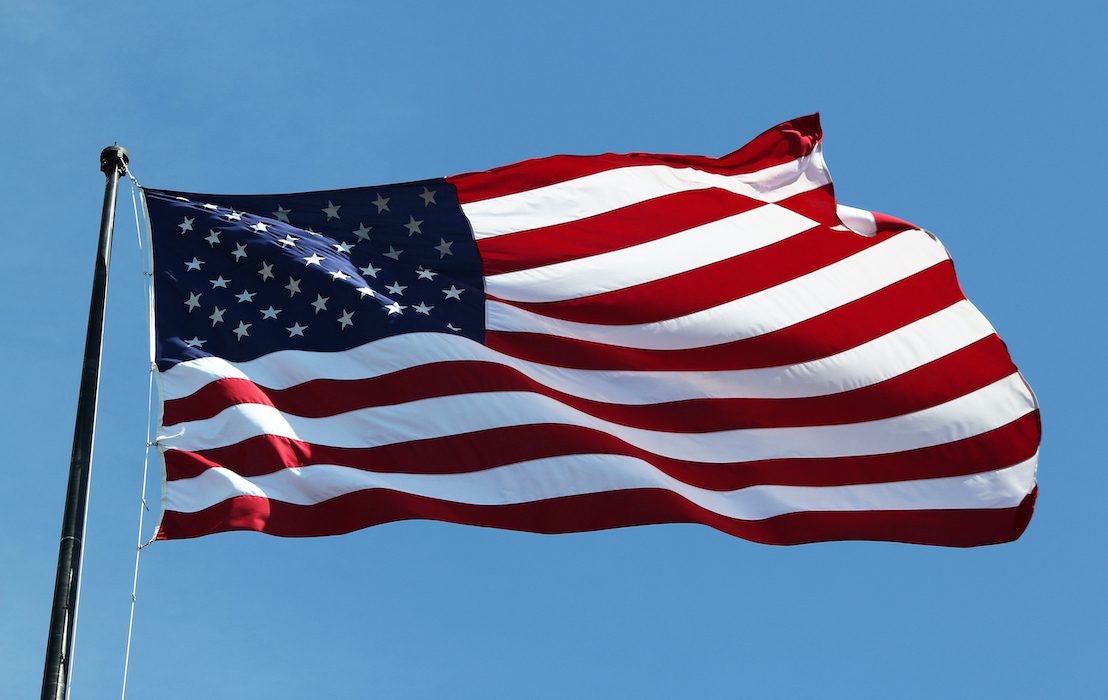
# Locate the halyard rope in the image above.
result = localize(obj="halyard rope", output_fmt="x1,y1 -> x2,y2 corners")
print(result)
120,170 -> 157,700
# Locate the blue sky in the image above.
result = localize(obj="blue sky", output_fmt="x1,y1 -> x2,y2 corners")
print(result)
3,1 -> 1104,697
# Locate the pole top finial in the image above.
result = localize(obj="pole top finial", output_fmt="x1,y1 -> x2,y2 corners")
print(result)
100,144 -> 129,177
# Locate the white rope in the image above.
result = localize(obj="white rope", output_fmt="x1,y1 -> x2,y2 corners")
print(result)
129,173 -> 144,251
120,170 -> 157,700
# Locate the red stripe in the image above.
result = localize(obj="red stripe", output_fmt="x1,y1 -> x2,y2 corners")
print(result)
156,483 -> 1037,547
163,411 -> 1041,493
492,223 -> 897,325
449,115 -> 824,204
163,335 -> 1015,433
872,210 -> 918,234
773,183 -> 840,222
478,187 -> 766,276
487,262 -> 965,371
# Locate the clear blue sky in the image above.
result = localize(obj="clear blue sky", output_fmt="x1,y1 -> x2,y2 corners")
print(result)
3,2 -> 1104,697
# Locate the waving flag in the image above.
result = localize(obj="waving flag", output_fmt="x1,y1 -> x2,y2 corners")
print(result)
145,115 -> 1039,546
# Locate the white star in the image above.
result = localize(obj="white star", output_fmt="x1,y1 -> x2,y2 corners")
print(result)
261,306 -> 282,319
330,269 -> 351,281
372,193 -> 390,213
385,281 -> 407,296
273,205 -> 291,222
332,241 -> 354,254
285,278 -> 301,296
184,258 -> 204,271
337,310 -> 354,329
287,322 -> 307,337
322,201 -> 341,220
383,302 -> 405,315
434,238 -> 454,258
209,306 -> 225,326
231,242 -> 248,261
359,262 -> 381,278
383,246 -> 402,260
404,215 -> 423,236
258,262 -> 274,281
352,223 -> 372,241
305,227 -> 323,236
277,234 -> 299,248
210,275 -> 230,289
178,216 -> 194,234
356,286 -> 375,298
233,321 -> 251,339
415,266 -> 437,280
235,289 -> 256,303
413,301 -> 433,315
184,292 -> 201,312
303,253 -> 325,266
419,187 -> 437,206
251,221 -> 269,233
205,229 -> 221,246
311,294 -> 329,313
447,323 -> 462,332
443,285 -> 463,300
226,210 -> 243,222
185,336 -> 206,347
202,203 -> 219,210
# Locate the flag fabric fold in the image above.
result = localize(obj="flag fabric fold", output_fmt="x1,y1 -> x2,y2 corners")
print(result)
144,115 -> 1039,546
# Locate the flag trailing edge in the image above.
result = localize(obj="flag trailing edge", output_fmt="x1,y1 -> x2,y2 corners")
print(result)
143,115 -> 1040,546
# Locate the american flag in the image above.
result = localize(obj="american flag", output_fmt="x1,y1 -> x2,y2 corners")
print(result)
147,115 -> 1039,546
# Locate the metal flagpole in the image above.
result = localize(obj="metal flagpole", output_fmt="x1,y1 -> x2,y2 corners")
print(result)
41,144 -> 129,700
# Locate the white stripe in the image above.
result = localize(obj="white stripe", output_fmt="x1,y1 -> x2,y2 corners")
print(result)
836,204 -> 878,236
487,229 -> 949,350
160,301 -> 994,406
159,373 -> 1036,464
485,204 -> 817,303
164,452 -> 1038,520
463,146 -> 831,239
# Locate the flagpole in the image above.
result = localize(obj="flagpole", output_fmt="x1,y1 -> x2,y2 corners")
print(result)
41,144 -> 129,700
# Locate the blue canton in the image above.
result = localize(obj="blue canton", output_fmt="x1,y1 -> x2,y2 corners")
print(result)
145,180 -> 484,370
